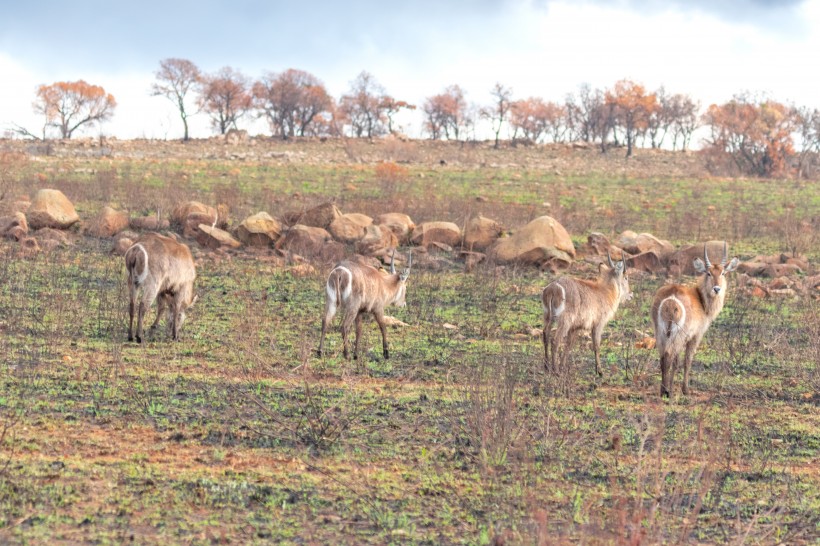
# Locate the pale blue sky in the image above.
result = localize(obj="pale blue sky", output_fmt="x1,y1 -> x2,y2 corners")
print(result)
1,0 -> 816,140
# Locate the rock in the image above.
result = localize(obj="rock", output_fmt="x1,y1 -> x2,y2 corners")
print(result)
626,251 -> 664,274
111,237 -> 134,256
171,201 -> 227,237
18,237 -> 41,256
196,225 -> 242,250
737,262 -> 767,276
768,277 -> 794,290
26,189 -> 80,230
763,264 -> 803,277
130,215 -> 171,231
235,212 -> 282,247
411,221 -> 462,247
286,263 -> 317,277
355,224 -> 398,257
87,206 -> 129,238
616,231 -> 674,259
489,215 -> 575,269
283,202 -> 341,229
275,224 -> 333,255
667,241 -> 731,276
459,250 -> 486,271
462,215 -> 503,251
328,213 -> 373,243
34,227 -> 72,246
375,212 -> 415,243
0,212 -> 28,240
429,241 -> 453,253
12,199 -> 30,214
182,212 -> 216,239
578,232 -> 611,257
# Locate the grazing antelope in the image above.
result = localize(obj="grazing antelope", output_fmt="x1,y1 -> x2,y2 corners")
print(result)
125,233 -> 197,342
651,242 -> 739,397
318,251 -> 411,361
542,252 -> 632,376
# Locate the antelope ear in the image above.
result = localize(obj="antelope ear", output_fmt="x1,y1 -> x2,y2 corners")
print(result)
724,257 -> 740,273
693,258 -> 706,274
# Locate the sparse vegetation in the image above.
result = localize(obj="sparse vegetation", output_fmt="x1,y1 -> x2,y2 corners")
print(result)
0,138 -> 817,544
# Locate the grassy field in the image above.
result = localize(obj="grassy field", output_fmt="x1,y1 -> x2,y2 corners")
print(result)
0,139 -> 818,544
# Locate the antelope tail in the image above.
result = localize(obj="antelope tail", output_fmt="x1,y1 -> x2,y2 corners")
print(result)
658,296 -> 685,339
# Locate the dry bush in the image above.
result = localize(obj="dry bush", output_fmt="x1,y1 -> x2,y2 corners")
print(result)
448,351 -> 529,472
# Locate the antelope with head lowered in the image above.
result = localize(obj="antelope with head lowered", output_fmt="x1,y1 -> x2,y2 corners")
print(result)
651,242 -> 739,397
125,233 -> 197,342
541,252 -> 632,375
318,251 -> 411,361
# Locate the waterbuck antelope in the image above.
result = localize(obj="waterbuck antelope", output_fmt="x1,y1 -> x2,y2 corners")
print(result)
651,242 -> 739,397
541,252 -> 632,375
318,251 -> 411,361
125,233 -> 197,342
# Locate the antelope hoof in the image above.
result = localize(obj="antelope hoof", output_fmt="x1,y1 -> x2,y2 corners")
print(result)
136,336 -> 143,344
383,350 -> 390,360
681,384 -> 690,395
660,386 -> 670,398
316,349 -> 322,358
128,335 -> 133,342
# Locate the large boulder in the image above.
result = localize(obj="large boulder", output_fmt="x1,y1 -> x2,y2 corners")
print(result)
130,215 -> 170,231
283,202 -> 341,229
328,213 -> 373,243
411,221 -> 462,247
26,189 -> 80,230
275,224 -> 334,255
462,215 -> 503,251
196,225 -> 242,250
375,212 -> 415,244
235,212 -> 282,247
87,206 -> 129,238
615,231 -> 674,260
171,201 -> 228,238
489,215 -> 575,269
667,241 -> 731,276
577,232 -> 612,257
355,224 -> 399,257
0,212 -> 28,241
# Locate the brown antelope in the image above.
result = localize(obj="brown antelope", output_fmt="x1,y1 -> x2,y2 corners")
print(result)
651,242 -> 739,397
542,252 -> 632,376
318,251 -> 411,360
125,233 -> 197,342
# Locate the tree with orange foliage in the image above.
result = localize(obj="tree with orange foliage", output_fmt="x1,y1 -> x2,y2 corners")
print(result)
33,80 -> 116,139
703,94 -> 796,177
380,96 -> 416,135
252,69 -> 332,139
423,85 -> 469,140
605,79 -> 657,157
510,97 -> 566,143
151,58 -> 201,141
198,67 -> 252,135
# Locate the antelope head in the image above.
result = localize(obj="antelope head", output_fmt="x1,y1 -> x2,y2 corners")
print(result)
693,242 -> 740,297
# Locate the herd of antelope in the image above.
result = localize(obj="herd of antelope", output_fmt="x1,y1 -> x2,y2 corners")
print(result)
123,232 -> 740,398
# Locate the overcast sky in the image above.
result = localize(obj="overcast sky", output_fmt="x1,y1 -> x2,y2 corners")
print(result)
1,0 -> 818,140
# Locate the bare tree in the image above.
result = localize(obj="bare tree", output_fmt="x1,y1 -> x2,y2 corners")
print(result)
151,58 -> 201,141
482,83 -> 513,148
